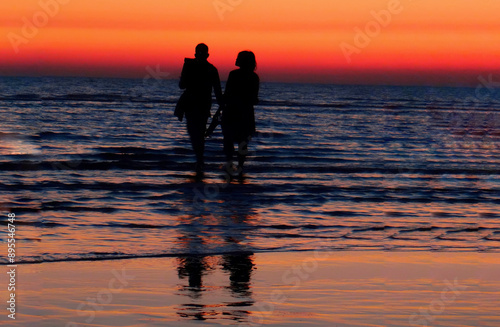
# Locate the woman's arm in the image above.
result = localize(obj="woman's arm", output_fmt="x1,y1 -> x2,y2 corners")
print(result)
253,74 -> 260,105
224,70 -> 236,103
179,61 -> 188,89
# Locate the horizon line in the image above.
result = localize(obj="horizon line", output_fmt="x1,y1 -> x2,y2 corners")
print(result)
0,73 -> 493,90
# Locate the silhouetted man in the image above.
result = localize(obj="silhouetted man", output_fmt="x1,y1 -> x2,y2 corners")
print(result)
179,43 -> 223,173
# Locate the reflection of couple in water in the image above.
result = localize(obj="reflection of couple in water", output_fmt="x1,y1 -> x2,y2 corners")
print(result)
177,43 -> 259,177
175,203 -> 256,322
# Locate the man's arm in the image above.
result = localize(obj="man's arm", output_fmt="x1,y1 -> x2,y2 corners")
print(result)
179,59 -> 190,89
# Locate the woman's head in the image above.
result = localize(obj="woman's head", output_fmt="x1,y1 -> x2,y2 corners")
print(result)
236,51 -> 256,71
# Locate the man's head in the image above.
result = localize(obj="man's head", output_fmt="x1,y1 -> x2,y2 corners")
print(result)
195,43 -> 209,60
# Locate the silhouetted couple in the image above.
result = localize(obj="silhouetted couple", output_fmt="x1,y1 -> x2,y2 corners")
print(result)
178,43 -> 259,176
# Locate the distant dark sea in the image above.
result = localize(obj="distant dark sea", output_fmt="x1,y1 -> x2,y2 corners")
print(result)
0,76 -> 499,263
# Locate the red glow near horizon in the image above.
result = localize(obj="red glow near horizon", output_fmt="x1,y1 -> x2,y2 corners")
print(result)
1,0 -> 500,86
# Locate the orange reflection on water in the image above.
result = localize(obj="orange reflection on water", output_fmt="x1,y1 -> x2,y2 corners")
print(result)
0,139 -> 41,156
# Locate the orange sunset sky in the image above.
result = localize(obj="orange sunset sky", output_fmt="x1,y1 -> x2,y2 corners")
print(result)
1,0 -> 500,86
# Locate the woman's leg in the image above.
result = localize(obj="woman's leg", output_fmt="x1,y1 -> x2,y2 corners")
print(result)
237,137 -> 250,169
222,122 -> 235,163
186,113 -> 208,170
223,136 -> 235,163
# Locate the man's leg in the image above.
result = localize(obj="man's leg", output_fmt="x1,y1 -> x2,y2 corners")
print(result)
186,114 -> 208,170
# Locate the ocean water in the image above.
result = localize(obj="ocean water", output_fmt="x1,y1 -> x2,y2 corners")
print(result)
0,76 -> 499,264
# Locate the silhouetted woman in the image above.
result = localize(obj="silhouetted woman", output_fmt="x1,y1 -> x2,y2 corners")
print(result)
222,51 -> 259,175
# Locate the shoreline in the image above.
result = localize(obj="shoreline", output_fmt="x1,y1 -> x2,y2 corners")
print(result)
6,247 -> 500,266
1,251 -> 499,326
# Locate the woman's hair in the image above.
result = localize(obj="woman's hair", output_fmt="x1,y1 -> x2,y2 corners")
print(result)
236,51 -> 257,71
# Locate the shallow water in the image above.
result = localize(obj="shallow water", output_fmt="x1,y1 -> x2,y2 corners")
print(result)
0,77 -> 499,263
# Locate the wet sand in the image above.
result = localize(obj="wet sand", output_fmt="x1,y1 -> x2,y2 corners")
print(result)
2,251 -> 500,327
